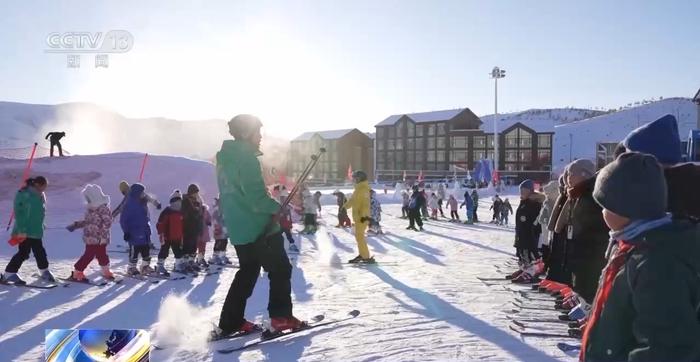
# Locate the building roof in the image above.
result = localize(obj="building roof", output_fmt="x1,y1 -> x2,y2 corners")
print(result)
292,129 -> 356,141
694,88 -> 700,104
479,117 -> 555,134
376,108 -> 466,126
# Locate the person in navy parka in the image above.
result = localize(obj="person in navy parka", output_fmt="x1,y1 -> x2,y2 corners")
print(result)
120,183 -> 153,276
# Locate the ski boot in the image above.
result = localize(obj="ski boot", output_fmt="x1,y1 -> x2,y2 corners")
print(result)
140,264 -> 154,276
189,259 -> 201,272
208,253 -> 222,266
173,259 -> 186,273
210,320 -> 262,341
418,227 -> 424,231
196,255 -> 209,269
40,269 -> 56,282
101,266 -> 116,281
406,226 -> 417,231
288,243 -> 300,253
70,270 -> 87,282
156,263 -> 170,277
220,254 -> 233,265
1,272 -> 26,285
269,316 -> 306,333
127,265 -> 140,276
348,255 -> 364,264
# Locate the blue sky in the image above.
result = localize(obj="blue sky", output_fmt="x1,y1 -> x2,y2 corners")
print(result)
1,0 -> 699,138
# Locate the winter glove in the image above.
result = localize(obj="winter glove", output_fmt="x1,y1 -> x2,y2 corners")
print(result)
156,203 -> 162,210
360,216 -> 371,223
66,222 -> 78,232
123,232 -> 131,241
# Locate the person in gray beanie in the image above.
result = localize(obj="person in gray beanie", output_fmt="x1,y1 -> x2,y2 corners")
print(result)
581,152 -> 700,362
560,158 -> 609,306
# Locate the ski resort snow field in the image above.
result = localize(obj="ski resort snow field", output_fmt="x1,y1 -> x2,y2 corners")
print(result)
0,155 -> 574,361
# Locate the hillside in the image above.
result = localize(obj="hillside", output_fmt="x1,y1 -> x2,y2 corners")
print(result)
480,107 -> 607,126
552,97 -> 698,171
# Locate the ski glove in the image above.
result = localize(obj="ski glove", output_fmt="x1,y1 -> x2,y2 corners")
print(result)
123,232 -> 131,241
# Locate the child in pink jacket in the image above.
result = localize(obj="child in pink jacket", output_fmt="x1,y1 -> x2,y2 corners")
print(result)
67,184 -> 114,281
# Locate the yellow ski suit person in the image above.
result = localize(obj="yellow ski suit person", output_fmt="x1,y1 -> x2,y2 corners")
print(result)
343,175 -> 372,260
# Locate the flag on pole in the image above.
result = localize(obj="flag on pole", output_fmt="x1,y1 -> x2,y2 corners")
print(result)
418,170 -> 424,183
347,164 -> 353,181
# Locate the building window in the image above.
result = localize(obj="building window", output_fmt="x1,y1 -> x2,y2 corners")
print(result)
437,123 -> 446,135
407,152 -> 415,166
451,136 -> 467,149
473,136 -> 486,148
538,149 -> 551,166
427,138 -> 436,149
427,150 -> 436,162
389,127 -> 396,139
437,162 -> 447,171
487,135 -> 495,148
377,128 -> 385,138
437,137 -> 446,149
487,150 -> 495,160
428,124 -> 436,136
377,141 -> 385,151
519,150 -> 532,162
538,134 -> 551,148
473,150 -> 486,162
397,120 -> 406,137
416,125 -> 424,137
520,131 -> 532,148
505,129 -> 518,148
415,152 -> 425,163
437,151 -> 446,162
377,161 -> 385,170
505,163 -> 517,171
451,151 -> 468,163
396,158 -> 404,170
388,139 -> 395,150
396,139 -> 404,150
407,138 -> 414,150
505,150 -> 518,162
408,122 -> 415,137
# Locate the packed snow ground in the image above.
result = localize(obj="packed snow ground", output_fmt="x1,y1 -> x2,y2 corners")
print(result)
0,156 -> 577,362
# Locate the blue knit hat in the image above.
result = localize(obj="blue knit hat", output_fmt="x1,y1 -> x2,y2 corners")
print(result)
519,179 -> 534,192
622,114 -> 681,165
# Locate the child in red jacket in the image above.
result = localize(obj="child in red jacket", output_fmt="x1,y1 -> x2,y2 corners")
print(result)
156,190 -> 185,275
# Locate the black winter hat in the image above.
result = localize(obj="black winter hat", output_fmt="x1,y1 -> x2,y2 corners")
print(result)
187,184 -> 200,195
593,152 -> 667,220
352,170 -> 367,182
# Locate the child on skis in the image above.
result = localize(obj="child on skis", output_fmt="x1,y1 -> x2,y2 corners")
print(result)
343,170 -> 374,263
490,195 -> 503,224
448,194 -> 459,221
460,190 -> 475,224
471,189 -> 480,222
401,190 -> 410,219
209,196 -> 232,265
2,176 -> 55,284
301,188 -> 317,234
500,198 -> 513,225
195,203 -> 212,267
120,183 -> 154,276
333,190 -> 352,227
512,180 -> 544,283
407,185 -> 426,231
182,184 -> 205,271
428,193 -> 439,220
66,184 -> 115,282
156,190 -> 185,274
368,189 -> 383,234
313,191 -> 322,216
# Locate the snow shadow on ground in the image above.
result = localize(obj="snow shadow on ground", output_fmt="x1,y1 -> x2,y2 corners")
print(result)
420,229 -> 513,257
367,267 -> 560,362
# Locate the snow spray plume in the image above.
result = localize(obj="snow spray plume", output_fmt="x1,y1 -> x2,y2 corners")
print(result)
152,293 -> 212,352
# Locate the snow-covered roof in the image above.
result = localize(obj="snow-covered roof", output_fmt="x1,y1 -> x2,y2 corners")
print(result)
376,109 -> 465,126
479,117 -> 555,134
694,88 -> 700,104
292,129 -> 356,142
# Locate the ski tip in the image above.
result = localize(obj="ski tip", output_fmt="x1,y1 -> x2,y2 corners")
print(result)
349,310 -> 360,317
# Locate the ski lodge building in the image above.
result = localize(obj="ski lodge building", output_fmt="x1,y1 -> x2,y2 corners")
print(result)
373,108 -> 554,183
288,129 -> 374,184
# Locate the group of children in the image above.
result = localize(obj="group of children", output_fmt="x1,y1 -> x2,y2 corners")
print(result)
1,179 -> 233,285
400,185 -> 486,226
488,195 -> 513,225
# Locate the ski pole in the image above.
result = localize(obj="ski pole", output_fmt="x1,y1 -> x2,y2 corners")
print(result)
6,143 -> 38,231
282,147 -> 326,210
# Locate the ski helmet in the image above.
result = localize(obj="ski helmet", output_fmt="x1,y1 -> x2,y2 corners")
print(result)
228,114 -> 262,140
352,170 -> 367,182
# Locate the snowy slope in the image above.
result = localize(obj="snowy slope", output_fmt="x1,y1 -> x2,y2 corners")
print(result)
552,98 -> 698,171
480,107 -> 607,126
0,154 -> 574,361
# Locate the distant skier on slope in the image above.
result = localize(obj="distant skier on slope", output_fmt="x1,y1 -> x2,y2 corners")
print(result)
500,198 -> 513,225
368,189 -> 383,234
407,185 -> 425,231
44,131 -> 66,157
333,190 -> 352,228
